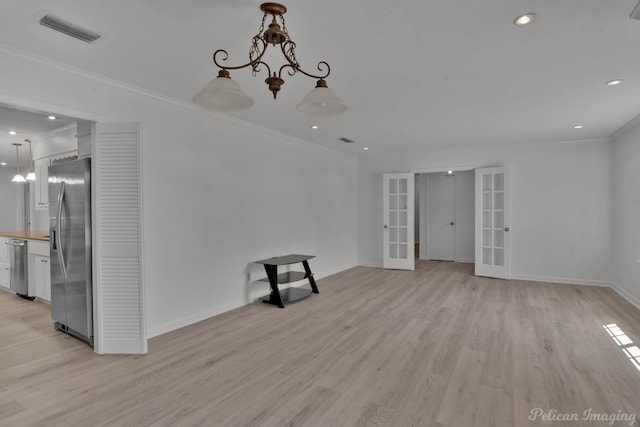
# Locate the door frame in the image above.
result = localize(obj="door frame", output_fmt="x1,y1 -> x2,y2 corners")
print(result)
413,165 -> 477,263
0,94 -> 147,354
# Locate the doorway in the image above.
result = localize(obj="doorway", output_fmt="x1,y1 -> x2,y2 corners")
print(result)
416,170 -> 475,263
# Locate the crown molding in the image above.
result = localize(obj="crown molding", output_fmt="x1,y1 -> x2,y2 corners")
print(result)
612,111 -> 640,141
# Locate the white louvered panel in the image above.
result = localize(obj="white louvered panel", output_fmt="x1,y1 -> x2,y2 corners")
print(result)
94,122 -> 147,354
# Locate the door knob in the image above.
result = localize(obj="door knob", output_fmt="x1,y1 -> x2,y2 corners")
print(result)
384,225 -> 388,229
504,227 -> 510,232
450,222 -> 455,226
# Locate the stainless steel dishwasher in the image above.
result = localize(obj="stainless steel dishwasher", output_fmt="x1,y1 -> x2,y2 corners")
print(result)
8,239 -> 33,300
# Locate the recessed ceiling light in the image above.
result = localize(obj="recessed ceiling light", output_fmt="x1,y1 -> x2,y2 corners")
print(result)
310,125 -> 318,129
363,147 -> 369,150
606,80 -> 622,86
573,125 -> 584,129
8,131 -> 17,135
514,13 -> 536,26
0,162 -> 7,166
48,115 -> 57,120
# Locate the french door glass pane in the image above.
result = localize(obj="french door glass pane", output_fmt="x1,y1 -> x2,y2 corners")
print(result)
494,173 -> 504,191
482,247 -> 492,265
399,244 -> 408,259
389,195 -> 398,210
399,211 -> 408,227
494,211 -> 504,229
483,229 -> 492,246
399,179 -> 407,194
390,179 -> 398,194
482,192 -> 492,208
494,230 -> 504,248
399,228 -> 407,243
482,174 -> 492,191
494,192 -> 504,210
389,244 -> 398,258
399,195 -> 408,210
494,248 -> 504,266
390,212 -> 398,227
390,228 -> 398,243
482,211 -> 491,228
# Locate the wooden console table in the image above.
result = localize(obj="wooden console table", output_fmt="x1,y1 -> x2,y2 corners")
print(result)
254,254 -> 319,308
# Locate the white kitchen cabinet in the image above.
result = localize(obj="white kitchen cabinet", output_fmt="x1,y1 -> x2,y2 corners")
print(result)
34,150 -> 78,211
0,237 -> 9,290
34,157 -> 51,210
0,236 -> 9,261
28,241 -> 50,302
0,261 -> 9,290
34,255 -> 51,302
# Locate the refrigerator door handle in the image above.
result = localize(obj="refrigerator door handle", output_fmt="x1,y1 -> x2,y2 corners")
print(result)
56,181 -> 68,280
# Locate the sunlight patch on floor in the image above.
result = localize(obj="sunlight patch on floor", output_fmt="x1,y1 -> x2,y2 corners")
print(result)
604,323 -> 640,372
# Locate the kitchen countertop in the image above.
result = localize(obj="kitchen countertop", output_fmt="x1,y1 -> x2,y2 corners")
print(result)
0,231 -> 50,241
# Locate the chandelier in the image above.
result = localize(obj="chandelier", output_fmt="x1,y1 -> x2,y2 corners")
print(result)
193,2 -> 347,116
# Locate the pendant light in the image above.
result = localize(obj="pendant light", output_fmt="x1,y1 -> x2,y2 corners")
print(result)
11,143 -> 26,183
24,139 -> 35,181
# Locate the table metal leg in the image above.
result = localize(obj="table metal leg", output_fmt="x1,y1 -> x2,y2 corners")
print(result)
302,260 -> 319,294
264,264 -> 285,308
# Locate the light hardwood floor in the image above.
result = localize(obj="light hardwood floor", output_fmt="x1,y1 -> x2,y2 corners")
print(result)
2,261 -> 640,426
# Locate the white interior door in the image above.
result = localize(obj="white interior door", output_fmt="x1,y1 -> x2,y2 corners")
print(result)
475,167 -> 511,279
427,176 -> 455,261
383,173 -> 415,270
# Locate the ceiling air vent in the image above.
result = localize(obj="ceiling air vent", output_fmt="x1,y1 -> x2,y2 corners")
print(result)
339,137 -> 355,143
39,14 -> 101,43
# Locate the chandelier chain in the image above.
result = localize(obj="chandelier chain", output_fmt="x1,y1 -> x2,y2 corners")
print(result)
279,15 -> 299,68
249,13 -> 268,76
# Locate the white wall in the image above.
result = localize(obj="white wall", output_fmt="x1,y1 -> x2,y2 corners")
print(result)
0,167 -> 20,231
454,170 -> 475,263
359,140 -> 614,285
0,47 -> 358,337
613,119 -> 640,307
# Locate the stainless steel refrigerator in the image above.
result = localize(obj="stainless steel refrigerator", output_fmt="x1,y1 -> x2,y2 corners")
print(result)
49,158 -> 93,346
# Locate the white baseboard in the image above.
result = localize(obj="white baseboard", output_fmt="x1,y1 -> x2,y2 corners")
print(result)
147,264 -> 356,339
511,274 -> 614,288
147,300 -> 245,338
610,283 -> 640,311
358,262 -> 383,268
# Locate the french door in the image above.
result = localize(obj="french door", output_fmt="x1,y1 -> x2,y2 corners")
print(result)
383,173 -> 415,270
475,167 -> 511,279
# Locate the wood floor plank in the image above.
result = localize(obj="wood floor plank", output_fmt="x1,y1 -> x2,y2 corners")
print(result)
1,261 -> 640,426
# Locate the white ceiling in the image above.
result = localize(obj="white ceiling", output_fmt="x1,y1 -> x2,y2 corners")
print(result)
0,0 -> 639,157
0,104 -> 76,167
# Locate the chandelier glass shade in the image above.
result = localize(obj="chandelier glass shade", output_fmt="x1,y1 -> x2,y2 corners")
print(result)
193,2 -> 347,116
193,70 -> 255,111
